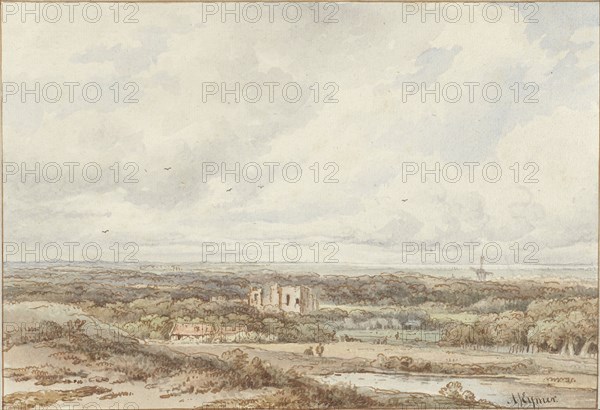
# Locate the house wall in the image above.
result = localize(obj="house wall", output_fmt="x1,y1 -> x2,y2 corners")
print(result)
248,287 -> 262,307
300,286 -> 312,314
279,286 -> 303,313
263,283 -> 281,309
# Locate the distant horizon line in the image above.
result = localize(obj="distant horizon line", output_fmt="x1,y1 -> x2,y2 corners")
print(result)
4,261 -> 598,270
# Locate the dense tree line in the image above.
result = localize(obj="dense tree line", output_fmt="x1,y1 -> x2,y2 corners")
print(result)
6,267 -> 596,309
441,298 -> 598,357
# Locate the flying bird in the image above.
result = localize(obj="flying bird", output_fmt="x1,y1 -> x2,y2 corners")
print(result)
226,188 -> 232,192
102,230 -> 109,233
164,167 -> 172,171
401,199 -> 408,202
258,185 -> 264,189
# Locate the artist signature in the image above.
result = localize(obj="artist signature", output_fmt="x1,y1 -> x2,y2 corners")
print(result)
508,392 -> 558,409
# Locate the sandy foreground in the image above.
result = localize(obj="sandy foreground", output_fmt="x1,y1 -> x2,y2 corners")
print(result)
4,339 -> 597,408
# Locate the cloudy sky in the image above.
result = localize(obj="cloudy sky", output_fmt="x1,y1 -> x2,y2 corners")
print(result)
4,3 -> 599,266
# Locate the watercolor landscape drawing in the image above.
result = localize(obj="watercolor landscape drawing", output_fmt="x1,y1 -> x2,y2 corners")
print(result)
2,3 -> 599,409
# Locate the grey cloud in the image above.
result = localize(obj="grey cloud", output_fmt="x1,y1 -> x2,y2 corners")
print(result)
525,4 -> 599,53
71,27 -> 170,76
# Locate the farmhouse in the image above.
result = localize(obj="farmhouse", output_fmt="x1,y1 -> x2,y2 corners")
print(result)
248,283 -> 318,314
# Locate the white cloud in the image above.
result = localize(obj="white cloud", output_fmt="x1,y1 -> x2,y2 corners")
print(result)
4,4 -> 598,265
